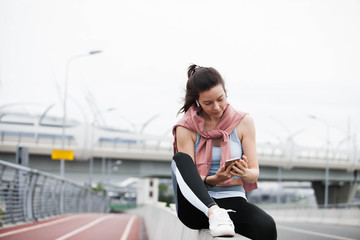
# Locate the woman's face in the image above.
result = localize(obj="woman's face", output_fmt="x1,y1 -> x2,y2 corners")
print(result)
198,84 -> 227,120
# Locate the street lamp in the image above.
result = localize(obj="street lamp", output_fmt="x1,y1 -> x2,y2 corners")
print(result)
60,50 -> 102,178
308,114 -> 330,208
269,116 -> 305,205
331,119 -> 358,171
106,159 -> 123,184
89,107 -> 116,187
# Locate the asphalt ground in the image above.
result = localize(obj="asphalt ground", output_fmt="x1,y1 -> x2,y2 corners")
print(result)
276,221 -> 360,240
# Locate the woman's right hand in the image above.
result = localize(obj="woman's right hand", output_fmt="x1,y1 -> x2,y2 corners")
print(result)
215,162 -> 236,183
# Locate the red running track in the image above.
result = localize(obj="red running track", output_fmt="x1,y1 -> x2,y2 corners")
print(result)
0,213 -> 144,240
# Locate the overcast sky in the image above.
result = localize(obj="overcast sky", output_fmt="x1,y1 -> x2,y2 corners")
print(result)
0,0 -> 359,149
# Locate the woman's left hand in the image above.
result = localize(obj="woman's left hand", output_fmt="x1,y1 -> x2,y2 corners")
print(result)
230,155 -> 249,177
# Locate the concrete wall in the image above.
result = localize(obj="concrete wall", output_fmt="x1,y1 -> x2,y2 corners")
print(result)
128,203 -> 250,240
128,203 -> 360,240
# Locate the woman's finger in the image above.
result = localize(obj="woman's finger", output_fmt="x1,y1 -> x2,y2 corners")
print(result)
225,162 -> 234,173
231,163 -> 247,176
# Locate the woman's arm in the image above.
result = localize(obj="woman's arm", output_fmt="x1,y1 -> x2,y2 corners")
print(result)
175,126 -> 196,163
175,126 -> 233,185
231,114 -> 259,183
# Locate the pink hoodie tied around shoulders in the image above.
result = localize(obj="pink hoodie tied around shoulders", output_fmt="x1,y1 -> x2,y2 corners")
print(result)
172,103 -> 257,192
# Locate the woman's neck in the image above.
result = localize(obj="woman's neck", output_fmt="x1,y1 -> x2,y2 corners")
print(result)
201,111 -> 221,130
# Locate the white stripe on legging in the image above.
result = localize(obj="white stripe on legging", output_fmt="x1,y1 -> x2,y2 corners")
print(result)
174,163 -> 209,216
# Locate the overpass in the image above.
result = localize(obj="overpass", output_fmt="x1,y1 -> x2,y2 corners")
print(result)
0,112 -> 359,206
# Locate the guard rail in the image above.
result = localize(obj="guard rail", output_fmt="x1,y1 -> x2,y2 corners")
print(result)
0,159 -> 109,227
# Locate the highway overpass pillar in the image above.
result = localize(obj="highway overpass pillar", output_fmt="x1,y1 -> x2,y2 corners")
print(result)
312,181 -> 358,206
15,146 -> 29,166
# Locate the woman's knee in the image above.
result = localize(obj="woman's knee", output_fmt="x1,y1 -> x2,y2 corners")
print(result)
173,152 -> 193,162
172,152 -> 196,172
178,210 -> 208,230
258,214 -> 277,239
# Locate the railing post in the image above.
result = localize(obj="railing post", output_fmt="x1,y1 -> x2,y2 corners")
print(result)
59,180 -> 65,215
54,179 -> 62,215
26,171 -> 38,221
36,176 -> 47,219
87,189 -> 91,212
10,170 -> 21,223
75,187 -> 82,212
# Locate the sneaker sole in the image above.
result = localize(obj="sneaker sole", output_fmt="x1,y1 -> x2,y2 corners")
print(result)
211,230 -> 235,237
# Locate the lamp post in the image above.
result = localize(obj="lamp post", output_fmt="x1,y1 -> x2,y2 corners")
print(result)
61,50 -> 102,178
89,107 -> 115,187
308,115 -> 330,208
106,159 -> 122,184
331,118 -> 357,172
269,116 -> 305,205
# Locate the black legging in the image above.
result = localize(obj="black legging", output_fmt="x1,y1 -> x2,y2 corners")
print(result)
171,152 -> 277,240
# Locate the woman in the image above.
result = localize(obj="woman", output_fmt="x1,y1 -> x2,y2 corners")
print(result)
171,64 -> 277,239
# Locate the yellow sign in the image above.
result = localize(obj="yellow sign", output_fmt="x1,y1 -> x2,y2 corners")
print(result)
51,149 -> 74,161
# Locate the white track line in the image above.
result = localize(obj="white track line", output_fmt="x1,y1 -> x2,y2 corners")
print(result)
55,215 -> 113,240
0,215 -> 80,238
120,216 -> 137,240
278,224 -> 356,240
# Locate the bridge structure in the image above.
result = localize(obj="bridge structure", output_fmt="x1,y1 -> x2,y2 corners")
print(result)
0,110 -> 359,207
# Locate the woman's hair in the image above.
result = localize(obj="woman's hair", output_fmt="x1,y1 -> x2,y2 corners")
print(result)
178,64 -> 226,114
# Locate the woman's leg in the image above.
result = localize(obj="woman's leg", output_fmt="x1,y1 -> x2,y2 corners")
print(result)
215,197 -> 277,240
171,152 -> 216,229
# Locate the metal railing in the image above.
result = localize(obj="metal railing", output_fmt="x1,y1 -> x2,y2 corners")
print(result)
256,142 -> 360,170
0,160 -> 109,227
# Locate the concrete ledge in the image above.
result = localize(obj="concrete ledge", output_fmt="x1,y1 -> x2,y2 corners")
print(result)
128,204 -> 250,240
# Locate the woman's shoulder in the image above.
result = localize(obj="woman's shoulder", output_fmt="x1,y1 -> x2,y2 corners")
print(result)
238,113 -> 254,126
175,126 -> 197,143
235,113 -> 255,139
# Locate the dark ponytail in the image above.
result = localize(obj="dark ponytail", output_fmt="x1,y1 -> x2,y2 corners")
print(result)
187,64 -> 198,78
178,64 -> 226,114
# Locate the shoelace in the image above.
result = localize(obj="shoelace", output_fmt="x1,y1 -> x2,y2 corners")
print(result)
213,209 -> 235,225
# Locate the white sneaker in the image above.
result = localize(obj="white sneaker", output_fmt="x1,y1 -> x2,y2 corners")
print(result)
209,208 -> 235,237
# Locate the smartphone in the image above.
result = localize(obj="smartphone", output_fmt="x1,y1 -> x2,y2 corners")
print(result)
225,157 -> 240,168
